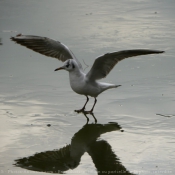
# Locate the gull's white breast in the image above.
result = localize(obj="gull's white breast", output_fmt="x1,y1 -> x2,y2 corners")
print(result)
69,71 -> 101,97
68,70 -> 117,97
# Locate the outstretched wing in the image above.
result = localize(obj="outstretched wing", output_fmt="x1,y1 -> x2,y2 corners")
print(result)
11,34 -> 83,69
86,49 -> 164,81
14,145 -> 74,173
88,140 -> 135,175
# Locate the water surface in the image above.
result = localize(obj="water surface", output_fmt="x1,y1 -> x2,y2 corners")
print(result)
0,0 -> 175,174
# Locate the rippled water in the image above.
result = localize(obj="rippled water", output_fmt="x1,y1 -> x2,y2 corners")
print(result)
0,0 -> 175,174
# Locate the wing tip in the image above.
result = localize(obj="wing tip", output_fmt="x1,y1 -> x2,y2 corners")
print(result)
157,50 -> 165,54
135,49 -> 165,54
115,85 -> 122,88
10,33 -> 23,42
10,36 -> 15,41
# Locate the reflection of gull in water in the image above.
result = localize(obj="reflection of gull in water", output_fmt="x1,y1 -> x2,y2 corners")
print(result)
11,34 -> 164,117
15,121 -> 135,174
83,110 -> 97,123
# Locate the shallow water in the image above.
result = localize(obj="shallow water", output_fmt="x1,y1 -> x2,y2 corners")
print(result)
0,0 -> 175,174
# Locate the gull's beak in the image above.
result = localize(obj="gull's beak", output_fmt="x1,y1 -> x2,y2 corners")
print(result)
54,66 -> 65,71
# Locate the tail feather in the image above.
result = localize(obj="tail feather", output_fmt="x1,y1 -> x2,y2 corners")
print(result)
98,82 -> 121,92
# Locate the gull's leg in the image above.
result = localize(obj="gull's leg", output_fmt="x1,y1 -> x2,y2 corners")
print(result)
91,113 -> 97,123
83,112 -> 97,123
75,96 -> 89,113
83,113 -> 89,124
84,97 -> 97,114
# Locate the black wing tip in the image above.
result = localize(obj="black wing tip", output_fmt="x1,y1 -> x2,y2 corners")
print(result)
10,36 -> 16,42
134,49 -> 165,54
10,33 -> 22,42
10,37 -> 19,43
156,50 -> 165,54
130,49 -> 165,55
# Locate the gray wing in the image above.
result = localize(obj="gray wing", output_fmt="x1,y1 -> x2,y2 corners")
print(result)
86,49 -> 164,81
11,34 -> 83,70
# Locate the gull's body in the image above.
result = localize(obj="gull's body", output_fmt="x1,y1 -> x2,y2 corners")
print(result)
68,62 -> 117,97
11,34 -> 164,120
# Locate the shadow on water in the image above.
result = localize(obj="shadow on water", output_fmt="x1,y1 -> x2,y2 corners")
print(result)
14,120 -> 135,175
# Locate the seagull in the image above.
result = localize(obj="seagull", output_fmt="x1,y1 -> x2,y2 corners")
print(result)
11,34 -> 164,116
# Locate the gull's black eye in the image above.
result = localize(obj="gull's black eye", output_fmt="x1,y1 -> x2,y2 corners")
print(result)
66,60 -> 70,68
72,63 -> 75,69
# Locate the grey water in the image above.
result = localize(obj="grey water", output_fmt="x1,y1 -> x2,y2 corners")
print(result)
0,0 -> 175,174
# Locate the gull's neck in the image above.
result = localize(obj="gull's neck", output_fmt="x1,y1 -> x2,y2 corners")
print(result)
69,67 -> 85,84
68,68 -> 86,95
